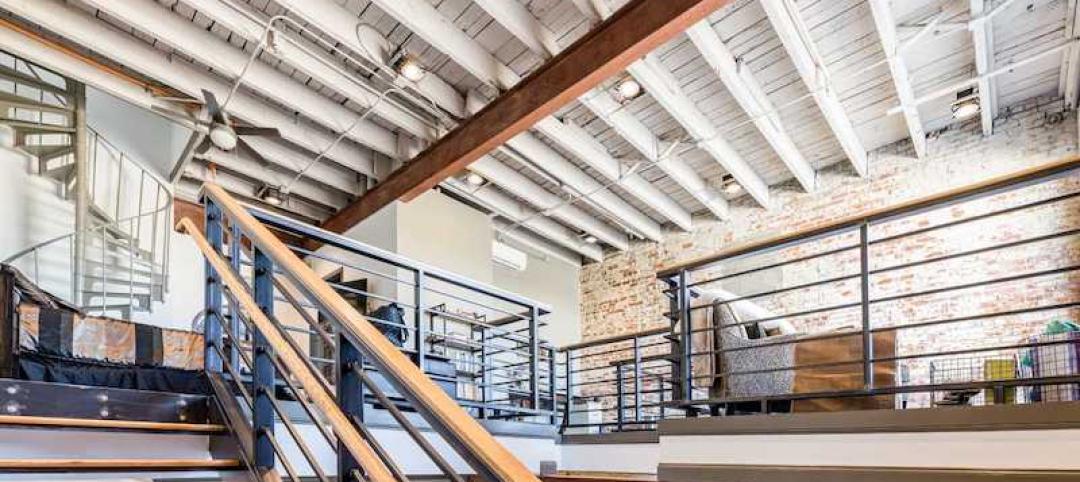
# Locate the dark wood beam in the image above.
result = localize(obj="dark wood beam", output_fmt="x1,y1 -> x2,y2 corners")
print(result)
320,0 -> 733,234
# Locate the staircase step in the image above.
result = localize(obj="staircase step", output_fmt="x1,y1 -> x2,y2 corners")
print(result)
21,143 -> 74,160
3,119 -> 76,134
43,162 -> 75,182
0,415 -> 226,434
0,458 -> 243,471
541,473 -> 656,481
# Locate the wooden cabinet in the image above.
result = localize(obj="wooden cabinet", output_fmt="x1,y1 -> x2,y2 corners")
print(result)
792,330 -> 896,412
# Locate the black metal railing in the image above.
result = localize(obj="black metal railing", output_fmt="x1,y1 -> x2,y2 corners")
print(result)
557,327 -> 680,433
655,158 -> 1080,415
192,184 -> 544,482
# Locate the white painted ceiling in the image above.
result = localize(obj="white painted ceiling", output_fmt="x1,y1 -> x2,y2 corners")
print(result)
1,0 -> 1074,262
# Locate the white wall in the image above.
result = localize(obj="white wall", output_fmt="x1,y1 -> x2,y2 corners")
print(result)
494,252 -> 581,347
86,87 -> 190,180
0,142 -> 77,300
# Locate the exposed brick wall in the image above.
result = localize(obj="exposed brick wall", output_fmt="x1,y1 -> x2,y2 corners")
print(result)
579,97 -> 1080,408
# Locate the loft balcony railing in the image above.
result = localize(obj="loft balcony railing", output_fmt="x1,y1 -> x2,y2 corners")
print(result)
189,183 -> 545,481
558,155 -> 1080,433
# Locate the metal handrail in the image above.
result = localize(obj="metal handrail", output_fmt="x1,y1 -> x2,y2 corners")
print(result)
178,216 -> 399,482
196,183 -> 541,482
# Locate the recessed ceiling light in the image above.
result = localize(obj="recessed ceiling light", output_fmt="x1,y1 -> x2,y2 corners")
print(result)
951,87 -> 980,120
395,53 -> 426,82
465,172 -> 485,186
613,77 -> 643,103
584,235 -> 598,244
261,185 -> 284,206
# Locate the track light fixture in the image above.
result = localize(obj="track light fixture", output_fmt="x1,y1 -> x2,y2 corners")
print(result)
260,185 -> 285,206
613,77 -> 643,103
394,53 -> 427,82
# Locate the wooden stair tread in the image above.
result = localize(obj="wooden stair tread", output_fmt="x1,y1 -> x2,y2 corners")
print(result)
0,415 -> 227,433
0,458 -> 242,470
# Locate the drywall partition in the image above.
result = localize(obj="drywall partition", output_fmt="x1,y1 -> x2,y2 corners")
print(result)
558,433 -> 660,476
0,142 -> 77,300
494,253 -> 581,347
86,87 -> 190,181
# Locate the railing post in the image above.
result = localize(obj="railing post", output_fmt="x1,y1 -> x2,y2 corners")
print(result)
561,349 -> 573,431
676,270 -> 693,403
632,337 -> 642,423
530,305 -> 541,414
203,201 -> 223,374
615,363 -> 625,432
252,248 -> 276,471
337,332 -> 364,480
479,326 -> 490,419
548,347 -> 557,425
415,269 -> 426,373
859,222 -> 874,390
229,222 -> 242,371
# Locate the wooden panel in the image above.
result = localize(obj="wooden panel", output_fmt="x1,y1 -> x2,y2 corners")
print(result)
319,0 -> 735,233
792,331 -> 895,412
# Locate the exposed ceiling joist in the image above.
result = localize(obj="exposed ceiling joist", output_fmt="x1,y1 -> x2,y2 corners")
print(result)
1060,0 -> 1080,108
759,0 -> 868,177
504,132 -> 664,241
533,117 -> 693,231
443,178 -> 603,261
195,148 -> 350,210
180,0 -> 438,141
627,55 -> 771,208
868,0 -> 928,157
271,0 -> 465,118
83,0 -> 405,159
469,156 -> 630,251
686,21 -> 816,192
474,0 -> 694,229
318,0 -> 733,234
0,0 -> 379,178
579,89 -> 730,220
476,0 -> 728,221
970,0 -> 997,136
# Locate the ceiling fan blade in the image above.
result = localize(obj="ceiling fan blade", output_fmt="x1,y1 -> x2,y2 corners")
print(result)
233,126 -> 281,137
194,136 -> 213,155
201,89 -> 228,125
234,137 -> 270,166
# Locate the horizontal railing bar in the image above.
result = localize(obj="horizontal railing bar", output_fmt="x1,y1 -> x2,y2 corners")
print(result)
672,375 -> 1080,407
286,244 -> 412,285
559,327 -> 669,352
869,227 -> 1080,276
870,189 -> 1080,246
683,243 -> 861,290
657,156 -> 1080,277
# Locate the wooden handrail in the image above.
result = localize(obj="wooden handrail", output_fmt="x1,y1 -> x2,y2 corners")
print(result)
176,217 -> 397,482
198,184 -> 540,482
657,154 -> 1080,277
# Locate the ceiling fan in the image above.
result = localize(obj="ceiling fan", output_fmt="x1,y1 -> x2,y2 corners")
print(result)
193,89 -> 280,157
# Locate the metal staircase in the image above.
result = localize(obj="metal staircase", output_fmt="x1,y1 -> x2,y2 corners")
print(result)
0,52 -> 171,319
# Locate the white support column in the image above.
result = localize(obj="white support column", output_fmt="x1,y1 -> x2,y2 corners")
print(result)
760,0 -> 868,176
869,0 -> 928,157
970,0 -> 997,136
1060,0 -> 1080,109
628,56 -> 772,208
686,21 -> 816,191
0,0 -> 379,178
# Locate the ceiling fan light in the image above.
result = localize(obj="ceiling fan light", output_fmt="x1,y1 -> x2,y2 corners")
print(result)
209,124 -> 238,151
395,54 -> 427,82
